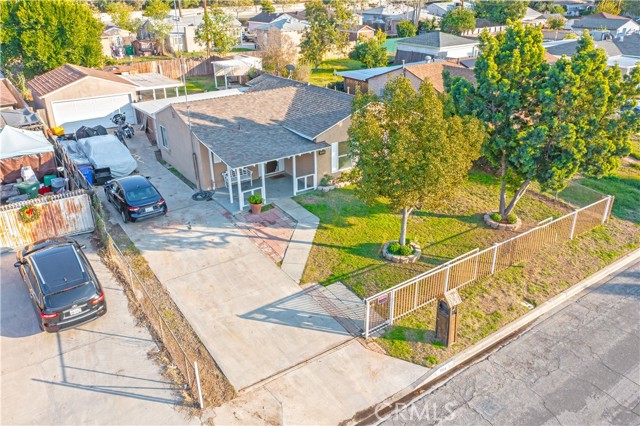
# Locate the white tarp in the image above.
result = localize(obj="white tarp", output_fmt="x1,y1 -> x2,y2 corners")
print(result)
77,135 -> 137,178
0,126 -> 53,159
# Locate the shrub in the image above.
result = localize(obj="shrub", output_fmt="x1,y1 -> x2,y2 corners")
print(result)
319,174 -> 334,186
337,167 -> 361,183
248,193 -> 264,204
388,241 -> 414,256
490,212 -> 501,222
507,213 -> 518,224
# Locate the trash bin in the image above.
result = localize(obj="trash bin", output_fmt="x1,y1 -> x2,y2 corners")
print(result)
16,181 -> 40,199
51,177 -> 66,193
125,45 -> 134,56
78,166 -> 94,186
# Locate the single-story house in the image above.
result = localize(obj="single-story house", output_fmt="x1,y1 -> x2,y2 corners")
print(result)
26,64 -> 138,132
132,88 -> 245,145
522,7 -> 547,25
247,12 -> 289,32
543,34 -> 640,74
461,19 -> 508,36
554,0 -> 595,17
572,12 -> 640,37
346,25 -> 376,43
424,2 -> 458,17
153,74 -> 353,209
395,31 -> 480,63
360,4 -> 419,34
101,25 -> 135,58
337,60 -> 475,96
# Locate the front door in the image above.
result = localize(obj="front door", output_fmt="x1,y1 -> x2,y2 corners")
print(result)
265,159 -> 284,175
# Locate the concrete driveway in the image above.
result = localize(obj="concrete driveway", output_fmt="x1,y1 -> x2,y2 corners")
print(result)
99,134 -> 352,391
0,235 -> 195,425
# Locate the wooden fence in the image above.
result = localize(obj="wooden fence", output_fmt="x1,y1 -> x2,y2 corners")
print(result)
124,52 -> 261,79
0,191 -> 94,249
364,195 -> 614,337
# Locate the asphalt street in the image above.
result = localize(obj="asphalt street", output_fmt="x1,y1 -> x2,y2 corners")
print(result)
380,260 -> 640,426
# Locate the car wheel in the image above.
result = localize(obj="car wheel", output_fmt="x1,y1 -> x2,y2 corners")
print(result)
120,208 -> 129,223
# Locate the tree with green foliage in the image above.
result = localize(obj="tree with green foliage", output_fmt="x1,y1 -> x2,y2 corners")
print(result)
144,0 -> 173,55
0,0 -> 104,78
259,26 -> 298,76
348,76 -> 485,247
547,16 -> 566,40
446,24 -> 640,221
622,0 -> 640,16
418,17 -> 438,32
531,1 -> 564,14
261,0 -> 276,13
300,0 -> 354,69
396,20 -> 417,37
218,0 -> 254,17
441,7 -> 476,35
474,0 -> 529,24
106,1 -> 140,32
349,30 -> 388,68
595,0 -> 621,14
195,7 -> 237,56
274,0 -> 297,12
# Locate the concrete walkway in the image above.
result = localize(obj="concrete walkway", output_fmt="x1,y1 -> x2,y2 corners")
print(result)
277,198 -> 320,283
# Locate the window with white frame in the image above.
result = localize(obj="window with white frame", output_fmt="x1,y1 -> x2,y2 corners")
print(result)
159,125 -> 168,149
332,141 -> 352,172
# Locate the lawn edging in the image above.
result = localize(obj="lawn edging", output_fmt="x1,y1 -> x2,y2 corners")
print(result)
350,247 -> 640,425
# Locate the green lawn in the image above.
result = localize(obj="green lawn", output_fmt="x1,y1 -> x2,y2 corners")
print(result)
184,76 -> 218,94
295,171 -> 575,297
309,58 -> 364,87
376,157 -> 640,368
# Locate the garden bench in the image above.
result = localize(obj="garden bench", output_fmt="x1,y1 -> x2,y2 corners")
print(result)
222,167 -> 253,187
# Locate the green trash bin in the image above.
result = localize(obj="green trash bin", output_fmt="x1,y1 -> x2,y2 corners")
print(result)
125,45 -> 134,56
16,181 -> 40,199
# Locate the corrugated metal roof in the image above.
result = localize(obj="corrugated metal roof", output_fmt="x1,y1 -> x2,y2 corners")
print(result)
133,89 -> 246,116
336,65 -> 404,81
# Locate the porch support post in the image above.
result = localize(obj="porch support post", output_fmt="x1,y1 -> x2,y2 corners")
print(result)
224,70 -> 228,89
237,169 -> 243,209
227,163 -> 233,204
293,156 -> 298,196
313,150 -> 318,189
175,87 -> 179,97
214,63 -> 218,89
163,87 -> 167,98
153,89 -> 157,100
208,150 -> 215,190
260,162 -> 266,204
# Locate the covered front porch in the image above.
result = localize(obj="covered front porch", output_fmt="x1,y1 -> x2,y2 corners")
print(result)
202,144 -> 330,212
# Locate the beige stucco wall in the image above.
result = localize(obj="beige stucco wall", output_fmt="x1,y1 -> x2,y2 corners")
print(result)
315,116 -> 351,177
40,77 -> 137,128
367,69 -> 405,96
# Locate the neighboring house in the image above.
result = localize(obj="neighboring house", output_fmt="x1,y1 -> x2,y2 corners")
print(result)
522,7 -> 547,25
153,74 -> 354,209
543,33 -> 640,73
424,2 -> 458,17
132,39 -> 155,56
347,25 -> 376,43
572,12 -> 640,37
395,31 -> 480,63
132,88 -> 245,145
554,0 -> 595,16
255,16 -> 309,52
101,26 -> 136,58
247,12 -> 288,32
118,73 -> 183,101
26,64 -> 138,132
337,60 -> 475,96
360,4 -> 419,34
461,19 -> 508,36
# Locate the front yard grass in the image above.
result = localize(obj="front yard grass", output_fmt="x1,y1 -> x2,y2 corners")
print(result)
295,170 -> 574,297
309,58 -> 364,87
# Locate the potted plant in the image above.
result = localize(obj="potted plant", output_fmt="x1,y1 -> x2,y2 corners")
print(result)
248,193 -> 264,214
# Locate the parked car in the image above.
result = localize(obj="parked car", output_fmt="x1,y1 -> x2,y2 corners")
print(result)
104,175 -> 167,223
14,238 -> 107,332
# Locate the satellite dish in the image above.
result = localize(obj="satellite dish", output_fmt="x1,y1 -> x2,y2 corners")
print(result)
285,64 -> 295,79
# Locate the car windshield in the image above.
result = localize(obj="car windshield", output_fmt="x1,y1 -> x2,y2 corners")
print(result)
125,185 -> 159,203
31,246 -> 87,294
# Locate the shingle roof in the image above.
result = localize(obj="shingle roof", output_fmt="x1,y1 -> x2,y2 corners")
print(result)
248,12 -> 284,23
0,80 -> 18,107
543,35 -> 640,58
404,62 -> 476,92
26,64 -> 136,98
397,31 -> 479,49
170,74 -> 353,169
572,13 -> 635,30
256,17 -> 309,32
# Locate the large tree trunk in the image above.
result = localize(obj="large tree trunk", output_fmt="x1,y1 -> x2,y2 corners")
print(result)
204,0 -> 211,58
503,180 -> 531,218
399,207 -> 412,246
498,152 -> 507,217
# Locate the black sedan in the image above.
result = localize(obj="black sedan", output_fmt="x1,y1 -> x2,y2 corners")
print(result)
14,238 -> 107,332
104,175 -> 167,223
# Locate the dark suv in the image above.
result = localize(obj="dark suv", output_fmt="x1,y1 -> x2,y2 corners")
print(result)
14,238 -> 107,332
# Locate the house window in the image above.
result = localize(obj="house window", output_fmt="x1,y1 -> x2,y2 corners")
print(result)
332,141 -> 352,172
159,125 -> 168,149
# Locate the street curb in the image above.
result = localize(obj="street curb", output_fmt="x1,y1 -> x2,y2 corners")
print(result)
350,247 -> 640,425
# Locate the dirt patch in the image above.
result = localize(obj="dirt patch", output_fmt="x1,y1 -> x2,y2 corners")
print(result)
92,194 -> 235,409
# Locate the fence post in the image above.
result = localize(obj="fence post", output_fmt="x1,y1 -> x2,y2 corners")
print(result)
570,211 -> 578,239
185,353 -> 190,388
490,244 -> 498,275
194,361 -> 204,410
602,196 -> 611,224
364,299 -> 370,338
444,267 -> 450,293
388,292 -> 395,326
414,282 -> 419,310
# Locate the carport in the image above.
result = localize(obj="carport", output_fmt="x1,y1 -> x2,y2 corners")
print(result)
120,73 -> 183,101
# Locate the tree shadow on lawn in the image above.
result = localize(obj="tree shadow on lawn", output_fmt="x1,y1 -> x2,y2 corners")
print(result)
412,211 -> 483,226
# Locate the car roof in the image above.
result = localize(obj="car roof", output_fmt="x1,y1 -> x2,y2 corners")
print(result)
30,244 -> 87,293
22,237 -> 77,257
116,175 -> 152,191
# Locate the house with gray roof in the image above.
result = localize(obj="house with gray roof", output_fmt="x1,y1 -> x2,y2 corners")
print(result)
572,12 -> 640,37
153,74 -> 354,209
394,31 -> 480,63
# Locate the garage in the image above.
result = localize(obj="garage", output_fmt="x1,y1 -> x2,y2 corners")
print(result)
52,93 -> 136,133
